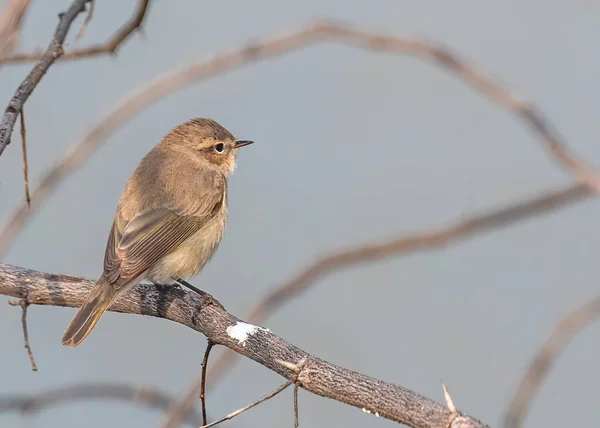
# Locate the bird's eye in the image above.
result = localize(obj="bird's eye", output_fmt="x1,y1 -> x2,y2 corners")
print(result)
214,143 -> 225,153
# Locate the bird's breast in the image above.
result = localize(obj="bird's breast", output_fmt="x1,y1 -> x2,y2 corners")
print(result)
146,208 -> 227,284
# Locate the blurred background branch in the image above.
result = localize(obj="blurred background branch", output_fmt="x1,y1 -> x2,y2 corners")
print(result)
0,382 -> 203,426
0,0 -> 31,59
503,295 -> 600,428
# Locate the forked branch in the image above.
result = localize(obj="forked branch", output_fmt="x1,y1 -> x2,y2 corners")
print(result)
0,0 -> 149,64
0,0 -> 89,156
0,0 -> 150,159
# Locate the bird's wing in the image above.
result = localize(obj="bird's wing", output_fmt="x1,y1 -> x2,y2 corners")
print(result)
102,192 -> 225,289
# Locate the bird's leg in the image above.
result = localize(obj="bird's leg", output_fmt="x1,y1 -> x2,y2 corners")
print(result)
175,278 -> 225,311
175,278 -> 207,297
149,281 -> 173,294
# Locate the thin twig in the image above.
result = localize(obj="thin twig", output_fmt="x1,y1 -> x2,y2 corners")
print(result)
0,382 -> 202,426
8,299 -> 37,371
204,183 -> 591,387
19,300 -> 36,371
0,0 -> 31,58
293,383 -> 299,428
19,106 -> 30,206
0,0 -> 89,157
0,0 -> 149,64
503,295 -> 600,428
200,341 -> 214,426
199,381 -> 293,428
75,0 -> 95,40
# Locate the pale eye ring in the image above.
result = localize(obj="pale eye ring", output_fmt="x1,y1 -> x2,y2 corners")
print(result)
214,143 -> 225,153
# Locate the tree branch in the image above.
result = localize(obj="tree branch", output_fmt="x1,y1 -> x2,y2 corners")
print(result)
0,382 -> 202,426
7,298 -> 37,371
0,0 -> 149,64
0,0 -> 89,157
0,262 -> 489,428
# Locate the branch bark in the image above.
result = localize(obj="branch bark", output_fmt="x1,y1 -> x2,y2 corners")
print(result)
0,262 -> 489,428
0,0 -> 89,157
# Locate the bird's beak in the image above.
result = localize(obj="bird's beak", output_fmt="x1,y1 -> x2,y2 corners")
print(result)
234,140 -> 254,148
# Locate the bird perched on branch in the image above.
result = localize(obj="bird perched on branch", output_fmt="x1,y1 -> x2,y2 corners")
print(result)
62,118 -> 253,347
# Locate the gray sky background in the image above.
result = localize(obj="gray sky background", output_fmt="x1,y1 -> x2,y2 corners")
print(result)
1,1 -> 599,427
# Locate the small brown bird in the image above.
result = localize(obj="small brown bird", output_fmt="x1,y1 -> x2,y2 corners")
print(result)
62,118 -> 253,347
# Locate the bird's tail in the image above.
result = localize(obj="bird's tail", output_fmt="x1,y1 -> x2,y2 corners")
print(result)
62,278 -> 119,347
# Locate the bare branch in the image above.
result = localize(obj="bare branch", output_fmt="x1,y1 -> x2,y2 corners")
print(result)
293,383 -> 299,428
0,0 -> 31,58
503,295 -> 600,428
8,298 -> 37,371
19,106 -> 30,206
0,0 -> 149,64
0,0 -> 89,157
204,182 -> 591,387
0,382 -> 202,426
197,381 -> 292,428
0,263 -> 489,428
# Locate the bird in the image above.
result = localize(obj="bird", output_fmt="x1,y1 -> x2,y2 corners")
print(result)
61,117 -> 253,347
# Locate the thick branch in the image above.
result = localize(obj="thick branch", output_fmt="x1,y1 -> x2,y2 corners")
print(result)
0,263 -> 488,428
0,0 -> 89,156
